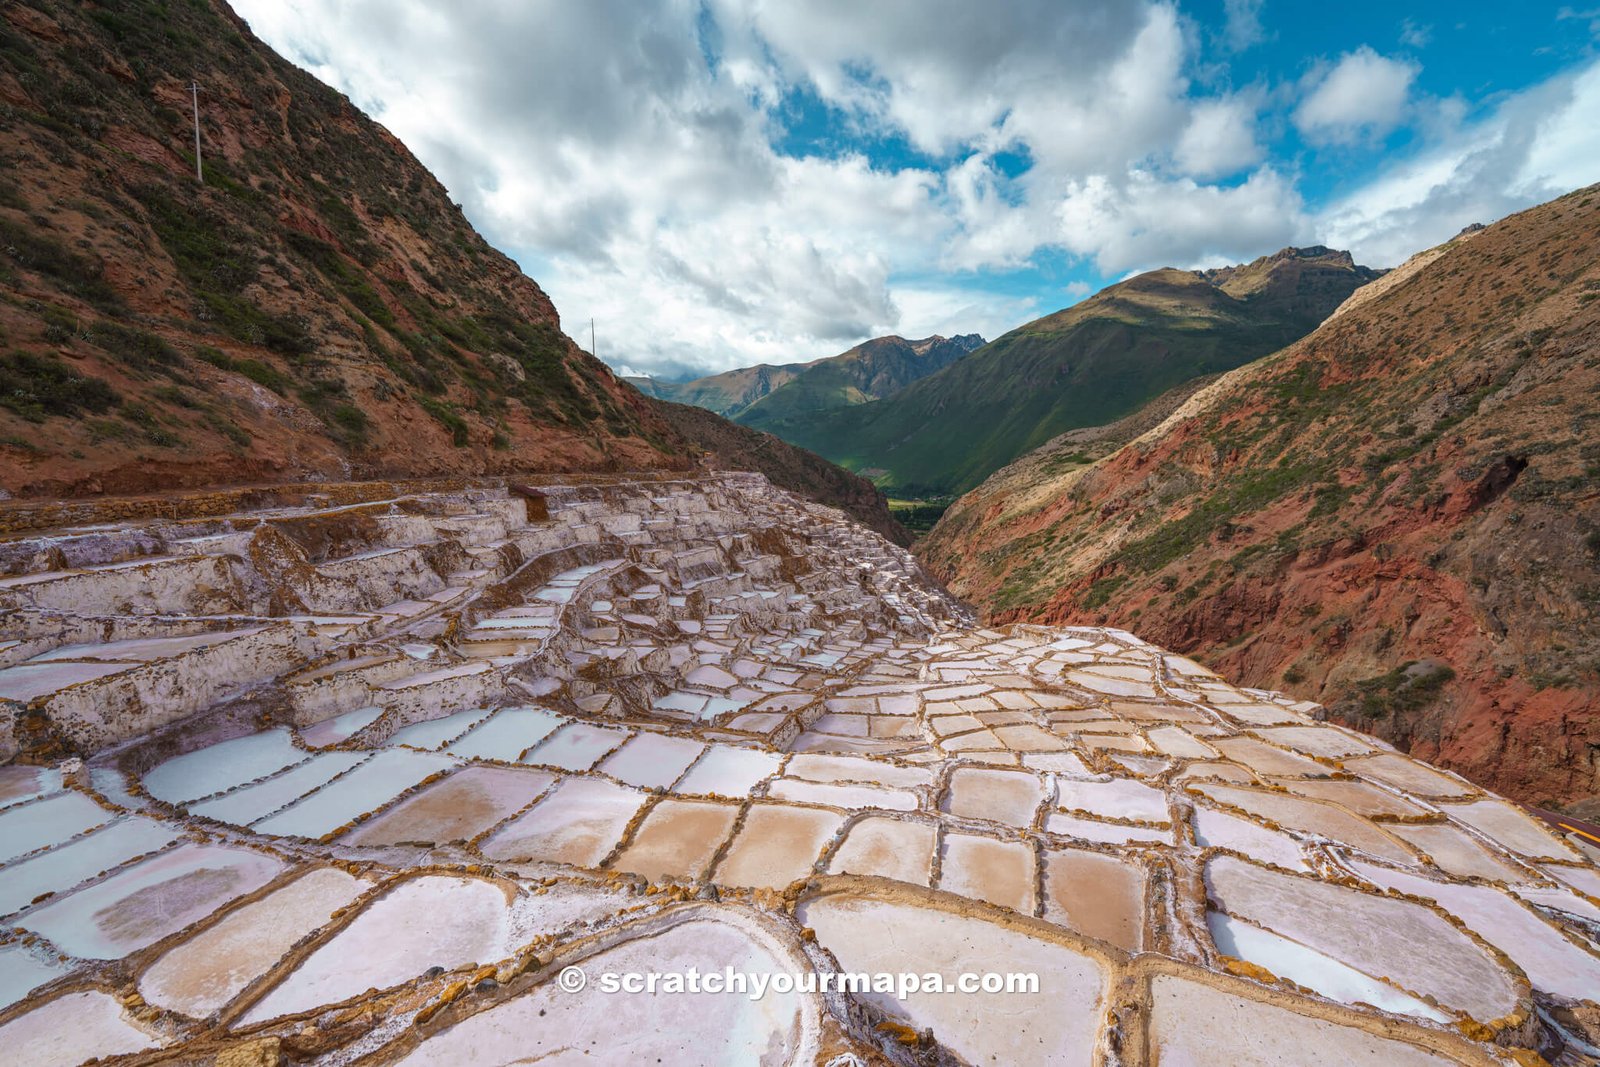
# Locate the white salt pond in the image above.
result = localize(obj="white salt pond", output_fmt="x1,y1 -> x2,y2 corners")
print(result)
300,705 -> 384,747
143,728 -> 308,804
596,732 -> 705,789
386,707 -> 494,751
0,943 -> 73,1010
1148,974 -> 1462,1067
445,706 -> 563,762
0,790 -> 110,863
673,745 -> 782,796
1205,855 -> 1520,1022
522,721 -> 630,771
188,751 -> 367,825
1207,911 -> 1450,1021
20,843 -> 284,959
392,916 -> 814,1066
798,893 -> 1106,1067
480,778 -> 646,866
0,989 -> 163,1067
252,749 -> 457,839
241,875 -> 510,1023
1346,857 -> 1600,1002
0,815 -> 182,915
140,866 -> 367,1017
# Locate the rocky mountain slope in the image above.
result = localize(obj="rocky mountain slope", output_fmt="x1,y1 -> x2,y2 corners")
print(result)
778,248 -> 1381,496
920,186 -> 1600,808
736,332 -> 984,432
0,0 -> 901,538
625,360 -> 818,417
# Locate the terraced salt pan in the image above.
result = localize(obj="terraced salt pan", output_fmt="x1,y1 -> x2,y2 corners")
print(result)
444,706 -> 562,761
766,777 -> 918,811
1207,911 -> 1450,1021
393,916 -> 812,1067
522,721 -> 630,771
0,989 -> 163,1067
1205,855 -> 1520,1021
828,817 -> 936,883
1041,848 -> 1144,951
943,766 -> 1044,826
188,751 -> 367,825
1045,812 -> 1172,845
385,706 -> 494,750
343,765 -> 554,847
300,705 -> 384,747
0,660 -> 131,701
1441,799 -> 1580,860
1343,753 -> 1475,798
611,798 -> 739,881
1387,821 -> 1528,882
1148,974 -> 1462,1067
784,753 -> 933,789
480,778 -> 646,866
140,866 -> 366,1017
1189,782 -> 1415,863
799,893 -> 1105,1067
1270,777 -> 1429,818
938,832 -> 1035,913
1209,736 -> 1330,777
674,745 -> 782,796
596,731 -> 705,789
1192,807 -> 1310,871
1346,857 -> 1600,1002
253,749 -> 456,839
241,875 -> 511,1023
143,728 -> 307,805
21,843 -> 284,959
1253,725 -> 1376,758
713,804 -> 842,889
0,765 -> 64,810
34,630 -> 262,663
0,815 -> 182,916
0,790 -> 109,862
1055,777 -> 1169,823
0,942 -> 73,1010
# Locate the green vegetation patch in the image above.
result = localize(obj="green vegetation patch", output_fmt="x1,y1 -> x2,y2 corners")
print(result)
0,351 -> 119,420
1348,660 -> 1456,718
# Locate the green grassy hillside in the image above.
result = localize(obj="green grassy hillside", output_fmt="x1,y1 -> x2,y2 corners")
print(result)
765,249 -> 1379,496
737,333 -> 983,431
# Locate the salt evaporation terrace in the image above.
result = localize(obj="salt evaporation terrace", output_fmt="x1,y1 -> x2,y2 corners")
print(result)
0,472 -> 1597,1066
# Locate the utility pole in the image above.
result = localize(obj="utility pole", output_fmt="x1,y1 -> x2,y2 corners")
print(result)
189,81 -> 203,183
590,318 -> 596,358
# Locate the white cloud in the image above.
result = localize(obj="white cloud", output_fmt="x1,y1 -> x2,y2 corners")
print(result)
1317,58 -> 1600,265
1174,96 -> 1264,178
1223,0 -> 1266,51
230,1 -> 1600,378
1294,47 -> 1419,144
1056,168 -> 1310,275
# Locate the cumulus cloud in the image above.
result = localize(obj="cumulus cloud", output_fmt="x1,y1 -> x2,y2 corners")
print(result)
1294,47 -> 1419,144
1317,58 -> 1600,265
232,1 -> 1597,376
1174,96 -> 1264,178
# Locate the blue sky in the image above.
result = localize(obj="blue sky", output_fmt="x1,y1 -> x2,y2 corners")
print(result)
236,1 -> 1599,381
